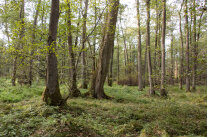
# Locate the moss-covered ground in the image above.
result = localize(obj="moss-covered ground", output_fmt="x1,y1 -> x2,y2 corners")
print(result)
0,78 -> 207,137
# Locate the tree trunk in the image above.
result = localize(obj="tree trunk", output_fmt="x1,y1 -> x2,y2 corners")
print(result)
170,34 -> 174,85
42,0 -> 62,106
29,0 -> 41,86
81,0 -> 89,89
192,0 -> 197,91
12,56 -> 17,86
117,37 -> 120,82
136,0 -> 143,90
108,46 -> 114,87
67,1 -> 81,97
146,0 -> 155,95
90,0 -> 119,99
160,0 -> 167,97
185,0 -> 190,92
178,5 -> 184,90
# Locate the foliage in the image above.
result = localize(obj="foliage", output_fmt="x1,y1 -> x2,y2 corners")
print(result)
0,79 -> 207,136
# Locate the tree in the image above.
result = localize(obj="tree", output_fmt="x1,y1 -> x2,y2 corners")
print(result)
136,0 -> 143,90
42,0 -> 62,106
160,0 -> 167,97
146,0 -> 155,95
90,0 -> 119,99
67,0 -> 81,97
29,0 -> 41,86
185,0 -> 190,92
81,0 -> 89,89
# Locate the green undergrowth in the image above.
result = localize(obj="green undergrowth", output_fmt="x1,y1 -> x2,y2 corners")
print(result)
0,79 -> 207,136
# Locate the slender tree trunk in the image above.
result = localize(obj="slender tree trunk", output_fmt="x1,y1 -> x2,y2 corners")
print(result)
93,0 -> 97,72
136,0 -> 143,90
81,0 -> 89,89
178,4 -> 184,89
154,0 -> 159,86
29,0 -> 41,86
146,0 -> 155,95
90,0 -> 119,99
192,0 -> 197,91
185,0 -> 190,92
143,46 -> 147,88
160,0 -> 167,97
42,0 -> 62,106
74,0 -> 82,47
12,56 -> 17,86
67,1 -> 81,97
117,37 -> 120,82
170,34 -> 174,85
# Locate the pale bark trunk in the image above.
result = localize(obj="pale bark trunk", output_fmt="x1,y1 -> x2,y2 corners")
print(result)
170,34 -> 174,85
81,0 -> 89,89
42,0 -> 62,106
137,0 -> 143,90
146,0 -> 155,95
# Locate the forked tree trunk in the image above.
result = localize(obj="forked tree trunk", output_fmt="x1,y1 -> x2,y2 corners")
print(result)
67,1 -> 80,97
42,0 -> 62,106
146,0 -> 155,95
81,0 -> 89,89
90,0 -> 119,99
185,0 -> 190,92
136,0 -> 143,90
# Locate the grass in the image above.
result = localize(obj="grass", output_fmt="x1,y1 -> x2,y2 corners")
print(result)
0,78 -> 207,136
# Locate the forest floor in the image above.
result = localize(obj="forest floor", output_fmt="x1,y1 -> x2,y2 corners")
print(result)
0,78 -> 207,137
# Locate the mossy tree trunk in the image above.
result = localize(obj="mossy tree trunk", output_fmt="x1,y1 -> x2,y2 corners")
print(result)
90,0 -> 119,99
42,0 -> 62,106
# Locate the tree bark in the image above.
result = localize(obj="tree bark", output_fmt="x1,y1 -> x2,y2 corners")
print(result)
81,0 -> 89,89
160,0 -> 167,97
185,0 -> 190,92
146,0 -> 155,95
90,0 -> 119,99
42,0 -> 62,106
67,1 -> 81,97
108,46 -> 114,87
136,0 -> 143,90
178,4 -> 184,90
192,0 -> 197,91
29,0 -> 41,86
170,34 -> 174,85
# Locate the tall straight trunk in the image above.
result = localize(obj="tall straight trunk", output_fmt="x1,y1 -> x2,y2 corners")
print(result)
143,46 -> 147,88
93,0 -> 97,72
170,34 -> 174,85
136,0 -> 143,90
67,1 -> 80,97
154,0 -> 159,85
178,4 -> 184,89
81,0 -> 89,89
146,0 -> 155,95
12,56 -> 17,86
90,0 -> 119,99
160,0 -> 167,96
117,37 -> 120,82
42,0 -> 62,106
108,46 -> 114,86
12,0 -> 24,86
185,0 -> 190,92
74,0 -> 82,47
192,0 -> 197,91
29,0 -> 41,86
